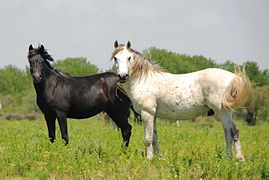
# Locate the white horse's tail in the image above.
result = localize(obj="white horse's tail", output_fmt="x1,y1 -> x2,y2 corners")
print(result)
222,67 -> 251,111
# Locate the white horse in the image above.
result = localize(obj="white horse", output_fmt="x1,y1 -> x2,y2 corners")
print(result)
112,41 -> 251,161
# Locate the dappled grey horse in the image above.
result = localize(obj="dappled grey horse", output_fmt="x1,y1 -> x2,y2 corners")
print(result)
112,41 -> 251,161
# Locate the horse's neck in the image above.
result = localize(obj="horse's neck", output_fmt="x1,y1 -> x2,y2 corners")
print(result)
122,79 -> 140,98
44,61 -> 55,74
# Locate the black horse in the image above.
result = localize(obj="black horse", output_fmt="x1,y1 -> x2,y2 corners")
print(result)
27,44 -> 132,146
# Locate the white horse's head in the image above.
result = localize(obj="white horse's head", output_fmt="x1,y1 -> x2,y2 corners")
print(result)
112,41 -> 134,83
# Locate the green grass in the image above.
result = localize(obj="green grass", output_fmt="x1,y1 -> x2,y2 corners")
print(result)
0,117 -> 268,179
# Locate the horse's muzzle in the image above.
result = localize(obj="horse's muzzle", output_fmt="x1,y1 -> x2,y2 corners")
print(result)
32,74 -> 42,83
118,74 -> 129,83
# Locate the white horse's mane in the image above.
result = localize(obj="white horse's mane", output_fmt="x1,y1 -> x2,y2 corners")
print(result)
130,52 -> 165,80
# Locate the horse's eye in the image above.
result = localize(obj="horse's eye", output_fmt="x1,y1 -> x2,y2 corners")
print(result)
128,57 -> 131,61
113,57 -> 117,62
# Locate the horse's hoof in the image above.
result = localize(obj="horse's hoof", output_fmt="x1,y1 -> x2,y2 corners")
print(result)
207,109 -> 214,116
236,155 -> 245,162
64,140 -> 69,145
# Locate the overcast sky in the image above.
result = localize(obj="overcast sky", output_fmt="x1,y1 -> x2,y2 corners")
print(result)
0,0 -> 268,71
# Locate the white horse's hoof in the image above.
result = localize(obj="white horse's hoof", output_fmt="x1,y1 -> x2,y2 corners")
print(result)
236,155 -> 245,162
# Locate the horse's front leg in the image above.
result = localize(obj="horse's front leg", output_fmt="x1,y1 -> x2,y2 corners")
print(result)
141,110 -> 155,159
56,111 -> 69,145
153,117 -> 159,154
44,114 -> 56,143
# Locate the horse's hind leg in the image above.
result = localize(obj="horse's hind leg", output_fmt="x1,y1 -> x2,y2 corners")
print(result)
231,121 -> 245,161
44,114 -> 56,143
217,111 -> 245,161
105,108 -> 132,147
121,123 -> 132,147
56,111 -> 69,145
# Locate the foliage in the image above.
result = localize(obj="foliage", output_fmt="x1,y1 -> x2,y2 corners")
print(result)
244,61 -> 269,86
0,65 -> 32,100
245,86 -> 269,113
0,118 -> 268,179
143,47 -> 216,74
52,57 -> 99,76
244,85 -> 269,124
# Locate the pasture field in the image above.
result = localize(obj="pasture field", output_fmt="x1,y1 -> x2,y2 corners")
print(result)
0,117 -> 268,179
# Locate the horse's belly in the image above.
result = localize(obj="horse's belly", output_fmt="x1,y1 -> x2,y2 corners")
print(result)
156,104 -> 209,120
67,104 -> 104,119
67,111 -> 100,119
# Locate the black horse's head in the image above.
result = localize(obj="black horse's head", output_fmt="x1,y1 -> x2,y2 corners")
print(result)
28,44 -> 54,83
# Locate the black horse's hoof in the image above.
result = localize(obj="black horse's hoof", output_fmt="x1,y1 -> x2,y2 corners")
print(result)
207,109 -> 214,116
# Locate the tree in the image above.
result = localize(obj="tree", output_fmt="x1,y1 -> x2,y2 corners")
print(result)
53,57 -> 99,76
0,65 -> 31,99
143,47 -> 216,74
244,61 -> 269,86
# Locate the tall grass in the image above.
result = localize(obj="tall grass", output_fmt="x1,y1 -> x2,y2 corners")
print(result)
0,117 -> 268,179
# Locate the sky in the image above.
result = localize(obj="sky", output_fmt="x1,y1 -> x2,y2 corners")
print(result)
0,0 -> 268,71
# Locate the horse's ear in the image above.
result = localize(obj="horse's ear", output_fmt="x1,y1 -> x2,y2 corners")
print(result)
40,45 -> 45,53
114,40 -> 118,48
127,41 -> 131,49
29,44 -> 33,51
